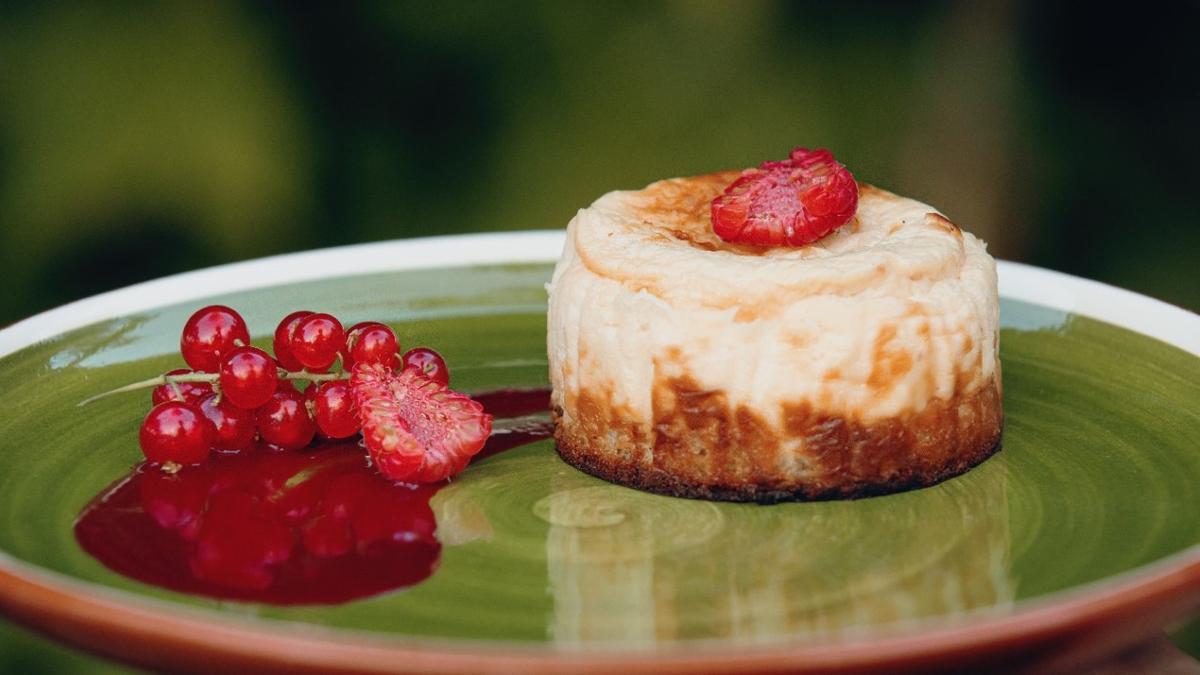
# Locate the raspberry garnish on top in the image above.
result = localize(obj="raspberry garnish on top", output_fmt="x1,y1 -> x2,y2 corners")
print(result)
710,147 -> 859,247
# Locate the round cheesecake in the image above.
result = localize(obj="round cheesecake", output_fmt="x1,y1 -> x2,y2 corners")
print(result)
547,171 -> 1002,502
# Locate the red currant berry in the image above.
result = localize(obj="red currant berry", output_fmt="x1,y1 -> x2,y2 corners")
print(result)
151,369 -> 212,405
180,305 -> 250,372
310,380 -> 360,439
257,388 -> 316,451
289,313 -> 344,371
197,393 -> 256,452
401,347 -> 449,386
302,385 -> 326,440
273,310 -> 314,372
218,346 -> 279,409
139,401 -> 211,464
343,321 -> 399,370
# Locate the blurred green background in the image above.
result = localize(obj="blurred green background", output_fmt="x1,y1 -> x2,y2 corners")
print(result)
0,1 -> 1197,671
1,0 -> 1198,326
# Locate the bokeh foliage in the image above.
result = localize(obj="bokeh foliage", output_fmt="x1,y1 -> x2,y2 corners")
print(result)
0,1 -> 1196,325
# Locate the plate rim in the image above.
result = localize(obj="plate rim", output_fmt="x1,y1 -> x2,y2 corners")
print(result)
1,230 -> 1198,673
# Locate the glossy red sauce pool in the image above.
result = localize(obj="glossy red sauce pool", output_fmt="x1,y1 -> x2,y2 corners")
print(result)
74,388 -> 553,606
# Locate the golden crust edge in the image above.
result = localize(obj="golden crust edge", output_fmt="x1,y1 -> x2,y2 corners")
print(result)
551,379 -> 1004,504
554,427 -> 1002,504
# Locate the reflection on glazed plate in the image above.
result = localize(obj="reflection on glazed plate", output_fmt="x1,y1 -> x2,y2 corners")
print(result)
0,231 -> 1197,674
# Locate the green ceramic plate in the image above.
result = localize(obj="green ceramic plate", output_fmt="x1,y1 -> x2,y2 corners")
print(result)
0,232 -> 1197,673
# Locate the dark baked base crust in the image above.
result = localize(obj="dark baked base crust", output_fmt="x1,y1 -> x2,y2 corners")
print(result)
552,378 -> 1004,504
556,428 -> 1001,503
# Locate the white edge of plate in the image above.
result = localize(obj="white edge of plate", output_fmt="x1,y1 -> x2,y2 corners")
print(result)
0,230 -> 1195,360
997,259 -> 1199,356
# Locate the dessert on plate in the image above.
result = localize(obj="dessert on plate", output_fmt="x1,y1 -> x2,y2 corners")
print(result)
546,148 -> 1001,502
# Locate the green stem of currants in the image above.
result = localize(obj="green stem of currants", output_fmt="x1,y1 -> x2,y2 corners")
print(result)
78,369 -> 341,407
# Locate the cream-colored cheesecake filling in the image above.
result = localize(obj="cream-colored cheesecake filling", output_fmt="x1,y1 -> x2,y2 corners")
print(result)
548,176 -> 999,428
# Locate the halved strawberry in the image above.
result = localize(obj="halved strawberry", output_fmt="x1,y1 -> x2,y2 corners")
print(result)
711,147 -> 858,247
350,363 -> 493,483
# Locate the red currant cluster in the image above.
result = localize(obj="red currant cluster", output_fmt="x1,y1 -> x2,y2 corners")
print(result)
138,305 -> 452,468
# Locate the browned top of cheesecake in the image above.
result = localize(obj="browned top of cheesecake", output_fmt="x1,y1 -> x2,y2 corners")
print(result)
621,171 -> 940,257
570,171 -> 981,311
